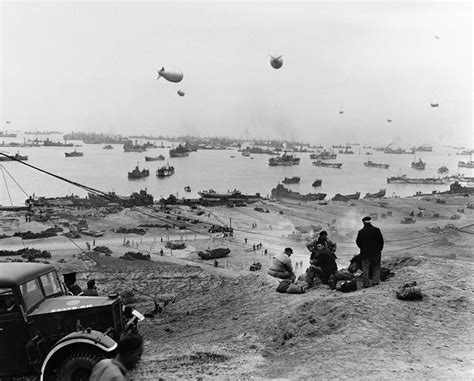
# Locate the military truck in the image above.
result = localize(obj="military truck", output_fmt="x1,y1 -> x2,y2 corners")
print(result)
0,262 -> 133,380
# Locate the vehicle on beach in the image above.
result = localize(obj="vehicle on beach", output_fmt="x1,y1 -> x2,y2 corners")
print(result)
197,248 -> 231,260
364,160 -> 389,169
128,165 -> 150,179
312,179 -> 322,187
268,151 -> 300,166
0,263 -> 136,381
64,150 -> 84,157
156,163 -> 175,177
282,176 -> 300,184
103,144 -> 114,149
145,155 -> 165,161
0,152 -> 28,161
312,160 -> 342,169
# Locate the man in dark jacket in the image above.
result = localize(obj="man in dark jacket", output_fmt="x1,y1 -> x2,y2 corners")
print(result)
356,216 -> 384,287
306,243 -> 337,288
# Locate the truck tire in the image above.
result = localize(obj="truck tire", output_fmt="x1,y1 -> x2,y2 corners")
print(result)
56,351 -> 104,381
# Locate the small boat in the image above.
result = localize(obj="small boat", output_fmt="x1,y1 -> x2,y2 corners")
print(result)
268,151 -> 300,166
145,155 -> 165,161
103,144 -> 114,149
197,248 -> 231,260
332,192 -> 361,201
312,179 -> 322,187
0,152 -> 28,161
312,160 -> 342,169
184,186 -> 191,192
437,166 -> 449,174
156,163 -> 175,177
411,158 -> 426,170
364,189 -> 386,199
282,176 -> 300,184
128,165 -> 149,179
65,150 -> 83,157
364,160 -> 389,169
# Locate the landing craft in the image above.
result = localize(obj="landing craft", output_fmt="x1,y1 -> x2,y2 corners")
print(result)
430,103 -> 439,107
157,67 -> 183,83
177,90 -> 185,97
269,55 -> 283,69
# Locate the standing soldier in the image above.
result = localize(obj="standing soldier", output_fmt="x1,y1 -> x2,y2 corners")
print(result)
356,216 -> 384,288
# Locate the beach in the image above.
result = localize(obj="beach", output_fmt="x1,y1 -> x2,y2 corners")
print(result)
0,192 -> 473,379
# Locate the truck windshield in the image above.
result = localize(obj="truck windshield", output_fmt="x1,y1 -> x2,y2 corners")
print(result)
20,279 -> 44,311
40,271 -> 62,297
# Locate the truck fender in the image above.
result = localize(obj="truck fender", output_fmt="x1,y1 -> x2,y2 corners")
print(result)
40,329 -> 117,381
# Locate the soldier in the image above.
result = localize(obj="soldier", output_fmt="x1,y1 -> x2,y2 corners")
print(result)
356,216 -> 384,288
63,272 -> 83,295
82,279 -> 98,296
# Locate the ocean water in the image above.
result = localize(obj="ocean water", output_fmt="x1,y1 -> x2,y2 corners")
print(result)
0,134 -> 472,206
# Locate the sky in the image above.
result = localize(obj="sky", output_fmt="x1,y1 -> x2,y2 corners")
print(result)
1,1 -> 472,146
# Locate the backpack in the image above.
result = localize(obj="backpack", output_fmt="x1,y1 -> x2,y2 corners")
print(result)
336,279 -> 357,293
396,281 -> 422,300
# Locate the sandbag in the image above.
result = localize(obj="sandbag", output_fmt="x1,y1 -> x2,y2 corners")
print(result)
396,280 -> 423,300
380,267 -> 395,281
276,279 -> 292,293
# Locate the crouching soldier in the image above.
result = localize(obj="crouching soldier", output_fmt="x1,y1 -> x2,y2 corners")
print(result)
306,243 -> 338,288
268,247 -> 296,281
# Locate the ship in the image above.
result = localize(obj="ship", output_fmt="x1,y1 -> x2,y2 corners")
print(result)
197,248 -> 231,260
268,151 -> 300,166
412,145 -> 433,152
43,138 -> 73,147
282,176 -> 300,184
156,163 -> 175,177
312,179 -> 322,187
338,148 -> 354,154
437,166 -> 449,174
123,140 -> 147,152
364,189 -> 386,199
184,186 -> 191,192
145,155 -> 165,161
0,131 -> 17,138
169,144 -> 189,158
458,160 -> 474,169
411,158 -> 426,170
383,147 -> 414,154
0,152 -> 28,161
128,165 -> 150,179
332,192 -> 361,201
312,160 -> 342,169
364,160 -> 389,169
309,151 -> 337,160
65,150 -> 83,157
386,175 -> 447,184
271,184 -> 326,201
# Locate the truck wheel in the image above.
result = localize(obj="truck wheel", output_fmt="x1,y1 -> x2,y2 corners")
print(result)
56,351 -> 104,381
